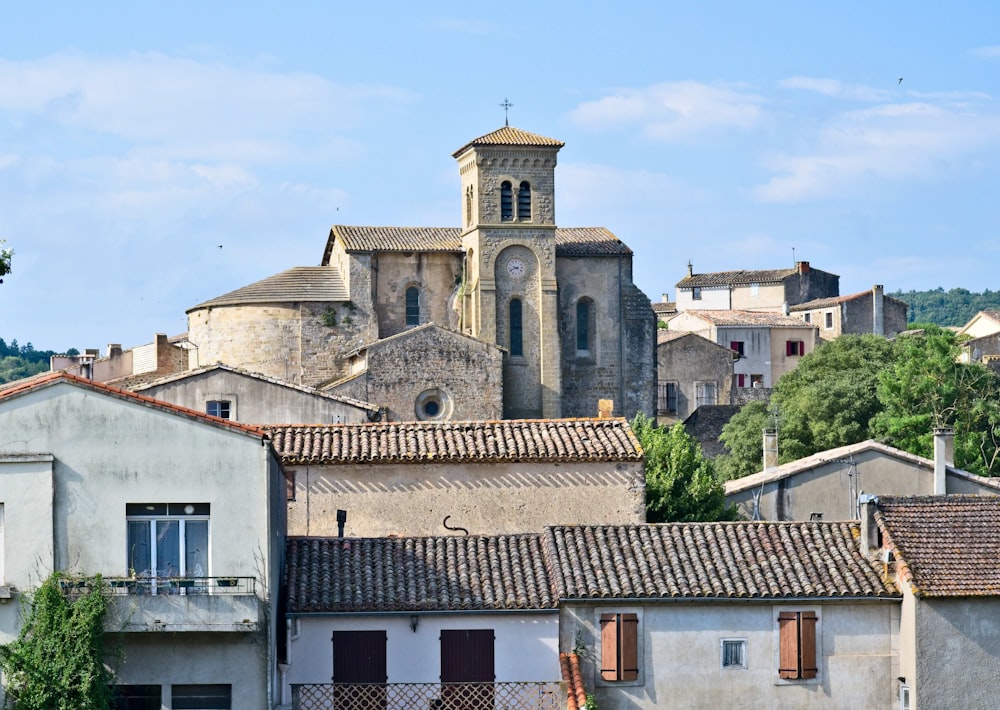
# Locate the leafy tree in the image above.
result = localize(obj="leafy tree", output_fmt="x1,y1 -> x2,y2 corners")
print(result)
0,573 -> 117,710
872,326 -> 1000,475
0,239 -> 10,283
890,286 -> 1000,327
632,413 -> 735,522
718,335 -> 896,478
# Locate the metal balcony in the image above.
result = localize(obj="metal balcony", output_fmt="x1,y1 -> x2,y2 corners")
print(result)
98,576 -> 261,632
291,682 -> 566,710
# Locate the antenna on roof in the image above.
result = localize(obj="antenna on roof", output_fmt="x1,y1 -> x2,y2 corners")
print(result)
792,246 -> 796,266
500,97 -> 513,127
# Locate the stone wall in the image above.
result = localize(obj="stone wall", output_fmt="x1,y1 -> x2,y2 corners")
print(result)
657,334 -> 734,424
373,251 -> 463,337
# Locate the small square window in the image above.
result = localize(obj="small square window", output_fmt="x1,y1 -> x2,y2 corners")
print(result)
206,400 -> 230,419
721,639 -> 747,669
803,313 -> 811,323
692,287 -> 702,301
824,312 -> 834,329
730,341 -> 745,357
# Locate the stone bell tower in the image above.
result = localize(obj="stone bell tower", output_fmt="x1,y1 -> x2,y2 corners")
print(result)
453,127 -> 564,419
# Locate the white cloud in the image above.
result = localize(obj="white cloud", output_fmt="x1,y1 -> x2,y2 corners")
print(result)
779,76 -> 889,102
970,45 -> 1000,59
754,100 -> 1000,203
568,82 -> 764,141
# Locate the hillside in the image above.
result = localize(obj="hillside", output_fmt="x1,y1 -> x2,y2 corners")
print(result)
0,339 -> 76,384
890,288 -> 1000,327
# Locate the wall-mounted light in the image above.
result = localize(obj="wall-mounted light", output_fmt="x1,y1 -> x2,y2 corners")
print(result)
410,615 -> 419,633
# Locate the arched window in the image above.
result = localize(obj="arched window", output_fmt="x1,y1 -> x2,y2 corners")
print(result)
500,181 -> 513,221
576,298 -> 593,353
509,298 -> 523,357
518,181 -> 531,221
405,287 -> 420,326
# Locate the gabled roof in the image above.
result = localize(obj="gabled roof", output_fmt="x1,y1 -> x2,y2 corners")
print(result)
789,289 -> 909,312
341,322 -> 504,360
876,495 -> 1000,598
188,267 -> 348,312
452,126 -> 564,158
285,533 -> 557,613
126,363 -> 380,413
957,310 -> 1000,337
324,226 -> 631,259
676,267 -> 799,289
677,309 -> 818,329
544,523 -> 895,600
656,329 -> 734,351
0,372 -> 268,439
266,418 -> 643,465
725,439 -> 1000,495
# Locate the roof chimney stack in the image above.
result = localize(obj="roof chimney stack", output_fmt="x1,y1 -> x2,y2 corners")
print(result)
598,399 -> 614,419
872,285 -> 885,336
763,428 -> 778,471
933,428 -> 954,495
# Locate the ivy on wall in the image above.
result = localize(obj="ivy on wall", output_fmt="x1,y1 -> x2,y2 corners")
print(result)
0,573 -> 118,710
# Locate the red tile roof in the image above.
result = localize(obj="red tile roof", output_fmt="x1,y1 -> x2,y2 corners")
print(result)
876,495 -> 1000,598
452,126 -> 565,158
676,267 -> 799,289
266,418 -> 644,465
560,653 -> 588,710
0,371 -> 268,439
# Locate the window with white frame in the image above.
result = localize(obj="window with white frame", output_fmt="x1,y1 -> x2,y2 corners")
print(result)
695,381 -> 717,407
206,400 -> 230,419
721,638 -> 747,669
127,503 -> 209,580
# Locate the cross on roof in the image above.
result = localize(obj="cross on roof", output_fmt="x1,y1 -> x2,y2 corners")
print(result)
500,97 -> 513,126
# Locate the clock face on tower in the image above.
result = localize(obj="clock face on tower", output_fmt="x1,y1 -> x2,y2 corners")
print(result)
506,257 -> 526,278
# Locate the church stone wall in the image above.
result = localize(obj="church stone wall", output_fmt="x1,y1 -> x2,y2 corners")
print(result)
373,252 -> 463,337
287,459 -> 646,537
469,150 -> 558,226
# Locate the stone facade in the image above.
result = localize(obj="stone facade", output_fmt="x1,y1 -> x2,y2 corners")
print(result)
655,331 -> 735,425
790,286 -> 909,339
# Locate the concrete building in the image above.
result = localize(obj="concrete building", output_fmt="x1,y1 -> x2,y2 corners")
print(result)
267,418 -> 646,537
674,261 -> 839,313
0,372 -> 286,708
186,126 -> 656,422
549,523 -> 898,710
725,432 -> 1000,521
790,285 -> 909,340
666,310 -> 819,389
655,330 -> 735,426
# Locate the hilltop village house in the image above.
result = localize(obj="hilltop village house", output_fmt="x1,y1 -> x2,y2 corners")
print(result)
673,261 -> 839,313
790,285 -> 909,340
184,126 -> 656,422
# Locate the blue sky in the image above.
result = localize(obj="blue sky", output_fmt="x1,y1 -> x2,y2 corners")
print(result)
3,1 -> 1000,352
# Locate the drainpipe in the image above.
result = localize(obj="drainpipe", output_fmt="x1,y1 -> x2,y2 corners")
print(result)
933,428 -> 954,495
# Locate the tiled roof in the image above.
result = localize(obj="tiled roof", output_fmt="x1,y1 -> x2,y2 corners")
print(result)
326,226 -> 631,257
876,495 -> 1000,597
188,267 -> 348,311
676,267 -> 797,289
681,309 -> 819,328
789,289 -> 908,312
0,372 -> 268,439
285,534 -> 557,613
266,418 -> 643,465
725,440 -> 1000,495
656,329 -> 688,344
543,523 -> 894,599
452,126 -> 564,158
560,653 -> 587,710
652,301 -> 676,317
126,364 -> 380,413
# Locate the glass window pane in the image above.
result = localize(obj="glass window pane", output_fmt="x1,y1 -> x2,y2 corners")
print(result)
171,684 -> 231,710
112,684 -> 161,710
185,520 -> 209,578
156,520 -> 180,577
127,521 -> 152,577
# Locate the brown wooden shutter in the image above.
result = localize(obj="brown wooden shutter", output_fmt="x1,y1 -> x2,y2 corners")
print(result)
332,630 -> 387,683
778,612 -> 800,679
800,612 -> 818,679
441,629 -> 495,682
620,614 -> 639,681
600,613 -> 619,681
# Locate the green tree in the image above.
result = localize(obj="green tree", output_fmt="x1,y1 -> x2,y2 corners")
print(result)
718,335 -> 896,479
872,326 -> 1000,475
0,573 -> 117,710
0,240 -> 10,282
632,413 -> 735,522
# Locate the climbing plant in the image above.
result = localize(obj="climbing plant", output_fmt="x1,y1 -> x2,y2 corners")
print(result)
0,573 -> 117,710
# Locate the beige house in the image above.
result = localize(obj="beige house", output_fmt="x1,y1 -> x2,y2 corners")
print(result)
0,372 -> 286,708
267,418 -> 646,537
551,522 -> 899,710
726,433 -> 1000,521
866,495 -> 1000,710
655,330 -> 735,425
674,261 -> 839,313
185,126 -> 656,422
667,309 -> 819,389
957,310 -> 1000,372
790,285 -> 909,340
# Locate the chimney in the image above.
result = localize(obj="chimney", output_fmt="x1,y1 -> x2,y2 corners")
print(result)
597,399 -> 614,419
687,261 -> 693,277
107,344 -> 122,359
797,261 -> 810,275
763,428 -> 778,471
336,509 -> 347,537
933,428 -> 954,494
661,293 -> 670,303
872,285 -> 884,336
859,494 -> 880,558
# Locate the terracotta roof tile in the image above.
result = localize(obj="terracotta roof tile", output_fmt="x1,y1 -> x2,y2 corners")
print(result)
790,289 -> 908,312
876,495 -> 1000,597
560,653 -> 587,710
285,534 -> 557,613
266,418 -> 643,465
676,267 -> 798,289
452,126 -> 565,158
544,523 -> 894,600
326,226 -> 631,257
188,267 -> 348,311
682,309 -> 819,328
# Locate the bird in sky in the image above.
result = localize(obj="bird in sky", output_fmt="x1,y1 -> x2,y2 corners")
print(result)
898,77 -> 903,84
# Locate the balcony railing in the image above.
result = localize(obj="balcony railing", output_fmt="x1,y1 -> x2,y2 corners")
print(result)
291,682 -> 566,710
103,575 -> 256,596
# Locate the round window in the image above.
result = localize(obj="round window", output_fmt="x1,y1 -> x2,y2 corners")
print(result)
415,388 -> 452,421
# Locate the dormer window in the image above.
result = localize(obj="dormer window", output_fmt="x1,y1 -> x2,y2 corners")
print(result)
500,181 -> 513,221
518,181 -> 531,221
